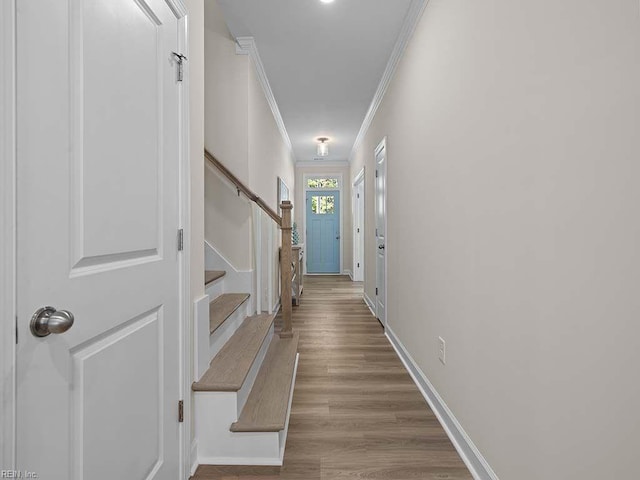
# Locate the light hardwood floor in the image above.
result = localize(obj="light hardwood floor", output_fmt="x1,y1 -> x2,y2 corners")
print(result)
193,275 -> 473,480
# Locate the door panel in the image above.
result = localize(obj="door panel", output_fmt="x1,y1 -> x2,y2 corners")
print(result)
78,0 -> 162,261
16,0 -> 182,478
75,308 -> 162,479
375,143 -> 386,325
72,0 -> 167,271
306,190 -> 340,273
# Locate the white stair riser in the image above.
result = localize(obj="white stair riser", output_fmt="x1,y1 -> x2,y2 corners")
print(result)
193,335 -> 299,466
208,299 -> 252,363
205,278 -> 224,299
194,294 -> 211,381
195,391 -> 280,464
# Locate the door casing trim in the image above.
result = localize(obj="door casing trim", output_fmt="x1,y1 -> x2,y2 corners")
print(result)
0,0 -> 17,470
175,5 -> 191,480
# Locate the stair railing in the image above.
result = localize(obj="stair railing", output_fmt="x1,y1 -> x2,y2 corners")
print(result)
205,149 -> 293,337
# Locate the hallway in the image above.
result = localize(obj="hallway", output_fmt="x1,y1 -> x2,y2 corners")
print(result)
194,276 -> 472,479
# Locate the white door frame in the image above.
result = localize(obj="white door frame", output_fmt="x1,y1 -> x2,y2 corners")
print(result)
1,2 -> 193,476
0,0 -> 17,470
174,2 -> 192,479
352,168 -> 365,282
375,137 -> 388,328
302,172 -> 344,275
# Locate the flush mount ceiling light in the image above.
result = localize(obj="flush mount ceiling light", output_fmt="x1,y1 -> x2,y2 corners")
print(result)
316,137 -> 330,157
320,0 -> 335,3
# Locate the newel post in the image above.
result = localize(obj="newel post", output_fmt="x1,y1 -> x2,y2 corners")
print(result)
280,201 -> 293,338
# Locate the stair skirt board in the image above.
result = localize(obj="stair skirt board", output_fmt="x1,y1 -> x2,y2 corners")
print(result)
196,353 -> 299,466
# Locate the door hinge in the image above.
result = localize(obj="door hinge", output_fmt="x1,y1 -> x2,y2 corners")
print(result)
178,229 -> 184,251
376,287 -> 379,296
15,316 -> 18,344
375,170 -> 378,178
357,262 -> 360,268
178,400 -> 184,422
357,193 -> 360,199
376,228 -> 378,237
172,52 -> 187,82
357,228 -> 360,233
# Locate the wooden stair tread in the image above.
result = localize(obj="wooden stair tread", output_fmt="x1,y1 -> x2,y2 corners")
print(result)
231,332 -> 299,432
205,270 -> 226,286
209,293 -> 250,334
192,313 -> 275,392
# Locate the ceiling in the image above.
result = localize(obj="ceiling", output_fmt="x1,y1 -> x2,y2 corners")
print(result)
217,0 -> 413,163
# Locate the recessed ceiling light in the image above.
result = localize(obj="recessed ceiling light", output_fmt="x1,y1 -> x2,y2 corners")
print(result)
320,0 -> 335,4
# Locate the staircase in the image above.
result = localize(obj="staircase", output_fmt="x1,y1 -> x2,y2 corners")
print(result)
192,151 -> 298,468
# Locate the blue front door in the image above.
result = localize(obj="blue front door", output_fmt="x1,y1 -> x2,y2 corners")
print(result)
306,190 -> 340,273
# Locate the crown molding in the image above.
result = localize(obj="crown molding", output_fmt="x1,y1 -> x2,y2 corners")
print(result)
348,0 -> 429,163
295,160 -> 349,169
165,0 -> 187,18
235,36 -> 294,158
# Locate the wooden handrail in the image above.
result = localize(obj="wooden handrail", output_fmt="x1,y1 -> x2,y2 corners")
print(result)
205,149 -> 294,335
205,149 -> 282,227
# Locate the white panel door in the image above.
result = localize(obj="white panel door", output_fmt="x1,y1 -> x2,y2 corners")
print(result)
375,141 -> 387,326
16,1 -> 183,479
353,178 -> 365,282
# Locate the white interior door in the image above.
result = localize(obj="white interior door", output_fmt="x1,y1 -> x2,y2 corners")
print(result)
375,141 -> 387,326
16,1 -> 184,479
353,176 -> 365,282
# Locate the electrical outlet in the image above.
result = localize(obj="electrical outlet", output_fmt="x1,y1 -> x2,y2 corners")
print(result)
438,337 -> 446,365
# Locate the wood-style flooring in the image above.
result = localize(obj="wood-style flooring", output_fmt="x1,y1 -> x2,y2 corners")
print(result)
193,275 -> 473,480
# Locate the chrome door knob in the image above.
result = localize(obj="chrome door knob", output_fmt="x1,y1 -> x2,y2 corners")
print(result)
30,306 -> 75,337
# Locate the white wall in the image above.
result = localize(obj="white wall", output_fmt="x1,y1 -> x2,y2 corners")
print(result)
185,0 -> 205,458
204,0 -> 295,283
295,164 -> 352,275
204,0 -> 252,270
351,1 -> 640,478
248,64 -> 295,211
188,0 -> 205,304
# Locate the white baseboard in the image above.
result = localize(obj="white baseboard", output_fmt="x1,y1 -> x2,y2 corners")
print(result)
363,292 -> 376,317
190,439 -> 198,476
343,269 -> 353,280
197,455 -> 283,467
385,326 -> 499,480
